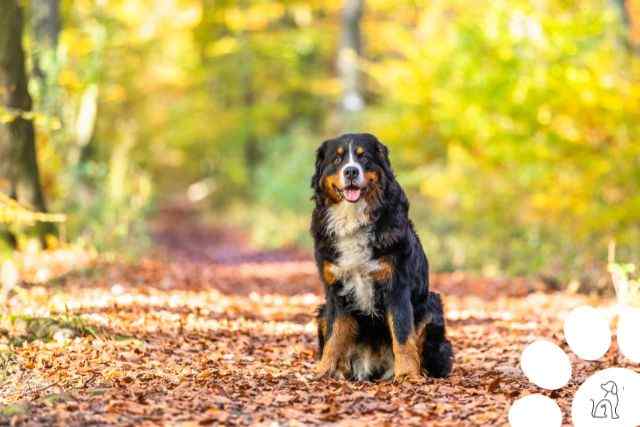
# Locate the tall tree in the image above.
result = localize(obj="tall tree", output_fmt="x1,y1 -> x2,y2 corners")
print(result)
0,0 -> 54,243
338,0 -> 365,113
33,0 -> 60,47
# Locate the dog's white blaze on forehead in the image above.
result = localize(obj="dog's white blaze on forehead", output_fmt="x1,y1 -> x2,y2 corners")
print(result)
339,142 -> 364,188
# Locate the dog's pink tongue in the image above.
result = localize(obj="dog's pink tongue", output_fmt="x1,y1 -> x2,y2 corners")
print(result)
344,188 -> 361,202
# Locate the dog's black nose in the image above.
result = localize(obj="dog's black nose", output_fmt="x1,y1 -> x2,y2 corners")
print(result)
343,166 -> 359,181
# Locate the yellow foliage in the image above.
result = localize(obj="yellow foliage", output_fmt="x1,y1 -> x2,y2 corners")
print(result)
12,0 -> 638,277
0,194 -> 66,225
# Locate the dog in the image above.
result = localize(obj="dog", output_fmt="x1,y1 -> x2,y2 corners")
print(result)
310,133 -> 453,381
591,381 -> 620,419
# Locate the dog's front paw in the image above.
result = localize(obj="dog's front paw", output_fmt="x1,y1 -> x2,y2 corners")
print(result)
314,359 -> 337,379
393,368 -> 422,383
314,368 -> 337,380
393,352 -> 422,382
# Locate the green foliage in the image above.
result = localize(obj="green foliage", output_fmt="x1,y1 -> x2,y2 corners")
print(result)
366,0 -> 640,279
0,313 -> 97,346
0,193 -> 65,225
249,128 -> 316,247
11,0 -> 639,282
61,146 -> 152,252
0,403 -> 29,417
0,349 -> 17,382
609,262 -> 640,305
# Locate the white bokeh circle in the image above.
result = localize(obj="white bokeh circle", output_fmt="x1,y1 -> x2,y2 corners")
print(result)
564,306 -> 611,361
617,307 -> 640,364
509,394 -> 562,427
571,367 -> 640,427
520,340 -> 571,390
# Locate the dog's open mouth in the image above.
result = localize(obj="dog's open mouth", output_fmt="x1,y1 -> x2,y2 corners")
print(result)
339,185 -> 362,203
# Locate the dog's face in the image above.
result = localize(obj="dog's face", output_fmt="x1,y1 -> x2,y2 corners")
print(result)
311,133 -> 392,206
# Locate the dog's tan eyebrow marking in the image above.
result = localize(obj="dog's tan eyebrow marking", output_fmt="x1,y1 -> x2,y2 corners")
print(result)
356,146 -> 364,155
337,147 -> 344,155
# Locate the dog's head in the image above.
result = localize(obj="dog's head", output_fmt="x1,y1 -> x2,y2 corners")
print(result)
600,381 -> 618,396
311,133 -> 395,208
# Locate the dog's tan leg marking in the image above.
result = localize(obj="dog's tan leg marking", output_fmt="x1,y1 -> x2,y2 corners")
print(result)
387,312 -> 421,380
315,315 -> 357,378
322,261 -> 338,286
415,319 -> 428,359
318,317 -> 328,355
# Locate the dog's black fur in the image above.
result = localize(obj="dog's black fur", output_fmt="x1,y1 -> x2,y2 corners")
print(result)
311,133 -> 453,380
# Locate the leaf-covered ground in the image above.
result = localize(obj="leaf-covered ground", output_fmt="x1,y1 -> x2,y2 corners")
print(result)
0,207 -> 629,426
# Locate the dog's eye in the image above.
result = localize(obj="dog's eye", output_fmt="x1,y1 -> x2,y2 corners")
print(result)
333,156 -> 342,165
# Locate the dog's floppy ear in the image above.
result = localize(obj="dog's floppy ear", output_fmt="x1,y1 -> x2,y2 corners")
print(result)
374,138 -> 395,182
376,139 -> 390,165
371,136 -> 409,216
310,140 -> 328,191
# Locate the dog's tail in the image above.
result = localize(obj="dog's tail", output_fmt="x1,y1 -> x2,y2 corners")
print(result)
422,291 -> 454,378
316,304 -> 327,359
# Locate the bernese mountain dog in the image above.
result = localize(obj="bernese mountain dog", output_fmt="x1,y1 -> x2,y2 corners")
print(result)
311,133 -> 453,381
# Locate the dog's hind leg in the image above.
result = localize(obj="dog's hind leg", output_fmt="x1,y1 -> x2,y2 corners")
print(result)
421,292 -> 454,378
316,304 -> 327,359
316,305 -> 327,358
386,288 -> 421,380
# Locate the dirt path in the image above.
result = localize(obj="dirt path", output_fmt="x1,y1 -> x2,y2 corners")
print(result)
0,206 -> 625,426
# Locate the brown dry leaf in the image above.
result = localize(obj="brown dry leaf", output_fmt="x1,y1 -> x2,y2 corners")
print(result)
0,207 -> 613,426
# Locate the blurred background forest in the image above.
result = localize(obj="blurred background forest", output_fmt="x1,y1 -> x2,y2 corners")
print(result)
1,0 -> 640,289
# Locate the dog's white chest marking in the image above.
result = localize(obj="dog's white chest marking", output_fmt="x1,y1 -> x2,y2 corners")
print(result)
326,200 -> 381,315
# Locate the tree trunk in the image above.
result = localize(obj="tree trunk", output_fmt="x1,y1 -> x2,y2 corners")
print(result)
32,0 -> 61,116
240,43 -> 261,188
33,0 -> 60,48
338,0 -> 365,113
0,0 -> 55,243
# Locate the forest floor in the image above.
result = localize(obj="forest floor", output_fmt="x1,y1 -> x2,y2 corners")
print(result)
0,205 -> 628,426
